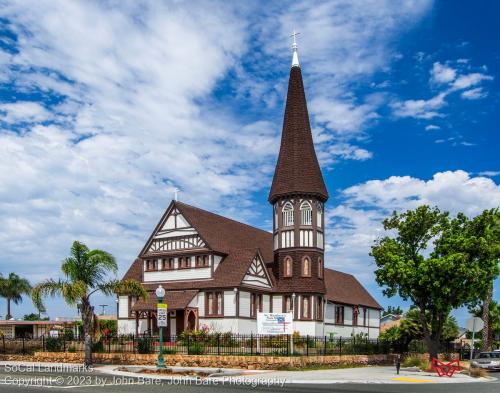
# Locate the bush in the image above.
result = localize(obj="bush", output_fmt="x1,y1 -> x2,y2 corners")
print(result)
45,337 -> 63,352
137,337 -> 153,354
63,329 -> 74,341
67,346 -> 77,353
402,356 -> 422,368
92,341 -> 105,353
164,347 -> 176,355
188,342 -> 205,355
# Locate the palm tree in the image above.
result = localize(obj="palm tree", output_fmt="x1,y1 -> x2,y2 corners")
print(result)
32,241 -> 147,366
0,272 -> 32,320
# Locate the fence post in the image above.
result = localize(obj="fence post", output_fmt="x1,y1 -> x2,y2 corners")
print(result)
250,333 -> 253,356
108,337 -> 111,354
63,335 -> 66,352
22,336 -> 25,354
42,335 -> 45,352
306,335 -> 309,356
339,337 -> 342,357
324,336 -> 327,355
2,335 -> 5,354
187,334 -> 190,355
217,334 -> 220,356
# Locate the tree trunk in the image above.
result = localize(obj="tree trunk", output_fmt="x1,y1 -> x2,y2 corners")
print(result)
6,298 -> 11,320
481,283 -> 493,352
81,300 -> 94,366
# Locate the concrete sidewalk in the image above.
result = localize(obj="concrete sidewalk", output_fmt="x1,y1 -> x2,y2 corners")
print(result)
98,364 -> 492,384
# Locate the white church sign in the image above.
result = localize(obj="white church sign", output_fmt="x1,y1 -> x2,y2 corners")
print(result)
257,312 -> 293,335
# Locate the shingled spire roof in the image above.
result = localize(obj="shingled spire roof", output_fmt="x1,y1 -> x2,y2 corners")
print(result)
268,50 -> 328,203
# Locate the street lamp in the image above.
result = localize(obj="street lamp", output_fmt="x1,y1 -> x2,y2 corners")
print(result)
156,285 -> 166,369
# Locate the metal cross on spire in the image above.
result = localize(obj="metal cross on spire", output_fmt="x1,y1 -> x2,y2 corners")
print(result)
290,30 -> 300,67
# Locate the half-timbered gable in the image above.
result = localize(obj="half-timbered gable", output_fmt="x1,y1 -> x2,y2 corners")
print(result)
142,206 -> 208,256
241,253 -> 272,288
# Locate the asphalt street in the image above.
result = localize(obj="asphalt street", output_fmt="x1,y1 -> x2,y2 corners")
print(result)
0,365 -> 499,393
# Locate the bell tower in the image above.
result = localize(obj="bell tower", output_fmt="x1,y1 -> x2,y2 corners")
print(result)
269,34 -> 328,295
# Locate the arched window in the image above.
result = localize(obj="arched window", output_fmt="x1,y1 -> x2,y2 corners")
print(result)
274,205 -> 278,230
302,257 -> 311,277
300,201 -> 312,225
284,256 -> 293,277
318,257 -> 323,279
317,203 -> 323,228
284,296 -> 292,313
282,202 -> 294,227
302,296 -> 311,319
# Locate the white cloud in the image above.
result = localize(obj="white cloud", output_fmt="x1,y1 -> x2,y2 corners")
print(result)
430,62 -> 456,84
320,143 -> 373,164
391,92 -> 446,119
451,72 -> 493,90
0,101 -> 53,124
478,171 -> 500,177
461,87 -> 488,100
326,171 -> 500,283
425,124 -> 440,131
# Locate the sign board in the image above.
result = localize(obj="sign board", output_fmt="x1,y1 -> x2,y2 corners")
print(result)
466,317 -> 484,333
157,303 -> 168,327
257,312 -> 293,335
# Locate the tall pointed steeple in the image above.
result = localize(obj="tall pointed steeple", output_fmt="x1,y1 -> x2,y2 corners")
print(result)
268,38 -> 328,203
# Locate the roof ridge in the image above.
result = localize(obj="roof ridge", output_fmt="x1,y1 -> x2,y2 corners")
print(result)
175,201 -> 271,236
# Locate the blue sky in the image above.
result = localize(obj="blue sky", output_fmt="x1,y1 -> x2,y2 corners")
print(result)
0,0 -> 498,326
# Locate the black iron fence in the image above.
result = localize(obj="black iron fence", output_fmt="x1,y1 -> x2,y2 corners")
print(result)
0,333 -> 468,358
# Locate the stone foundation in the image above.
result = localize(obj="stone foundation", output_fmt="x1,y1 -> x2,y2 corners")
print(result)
0,352 -> 396,369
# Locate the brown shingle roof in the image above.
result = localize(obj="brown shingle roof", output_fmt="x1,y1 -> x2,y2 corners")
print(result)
324,268 -> 382,309
175,202 -> 273,263
131,290 -> 198,311
268,66 -> 328,203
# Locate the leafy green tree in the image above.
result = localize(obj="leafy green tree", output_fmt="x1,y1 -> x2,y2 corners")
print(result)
0,272 -> 32,320
371,206 -> 499,359
23,313 -> 49,321
382,306 -> 403,317
32,241 -> 148,366
465,209 -> 499,351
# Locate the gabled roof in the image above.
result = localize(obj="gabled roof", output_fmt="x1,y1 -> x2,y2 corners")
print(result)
268,66 -> 328,203
175,202 -> 273,262
324,268 -> 382,309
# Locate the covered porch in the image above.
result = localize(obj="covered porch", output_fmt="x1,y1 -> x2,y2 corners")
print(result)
131,290 -> 199,338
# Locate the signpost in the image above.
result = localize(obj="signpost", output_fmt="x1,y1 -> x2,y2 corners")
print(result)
466,316 -> 484,370
155,285 -> 167,369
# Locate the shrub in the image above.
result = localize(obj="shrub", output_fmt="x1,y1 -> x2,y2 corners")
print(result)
402,356 -> 422,368
63,329 -> 74,341
45,337 -> 63,352
67,346 -> 77,353
188,342 -> 205,355
92,341 -> 105,353
137,337 -> 153,354
164,348 -> 176,355
469,367 -> 488,378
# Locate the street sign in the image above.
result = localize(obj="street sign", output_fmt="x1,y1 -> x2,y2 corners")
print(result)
157,303 -> 168,327
466,317 -> 484,333
257,312 -> 293,335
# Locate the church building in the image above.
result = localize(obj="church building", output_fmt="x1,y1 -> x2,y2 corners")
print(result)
118,40 -> 381,338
